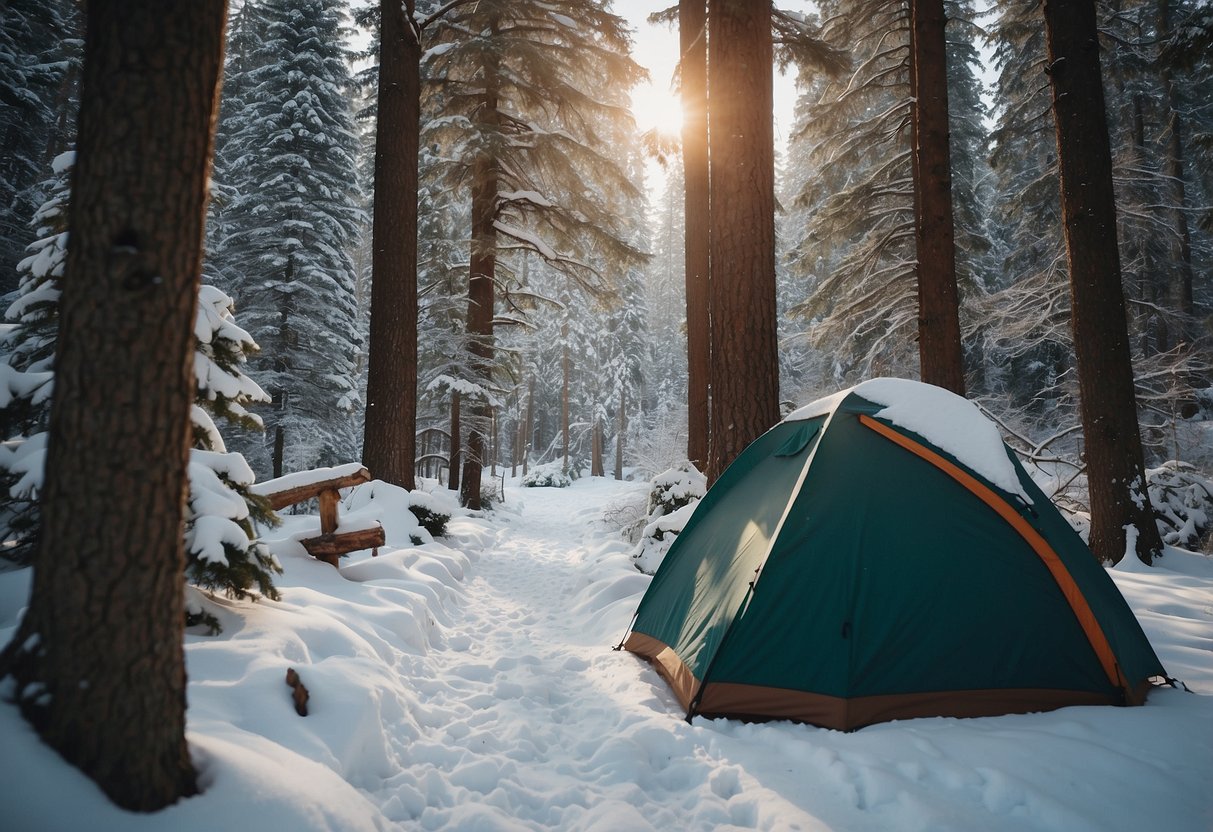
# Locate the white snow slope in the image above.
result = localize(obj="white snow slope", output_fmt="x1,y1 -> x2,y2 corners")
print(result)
1,476 -> 1212,831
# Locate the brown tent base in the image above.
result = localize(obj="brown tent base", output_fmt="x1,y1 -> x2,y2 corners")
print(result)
624,632 -> 1149,732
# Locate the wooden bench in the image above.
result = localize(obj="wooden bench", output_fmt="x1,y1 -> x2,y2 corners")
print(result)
253,464 -> 386,568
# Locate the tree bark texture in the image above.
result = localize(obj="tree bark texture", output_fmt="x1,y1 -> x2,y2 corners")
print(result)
705,0 -> 780,485
490,407 -> 498,477
910,0 -> 966,395
362,0 -> 420,490
448,391 -> 461,493
273,424 -> 285,479
460,72 -> 499,509
522,374 -> 534,476
1043,0 -> 1163,564
680,0 -> 710,470
561,320 -> 571,474
591,419 -> 604,477
615,383 -> 626,480
0,0 -> 227,810
511,414 -> 520,478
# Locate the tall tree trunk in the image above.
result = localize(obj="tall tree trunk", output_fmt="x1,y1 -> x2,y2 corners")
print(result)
448,391 -> 461,493
522,374 -> 534,476
705,0 -> 779,484
910,0 -> 966,394
615,383 -> 626,480
591,417 -> 604,477
680,0 -> 710,469
0,0 -> 226,810
273,424 -> 285,479
1043,0 -> 1163,564
561,319 -> 571,474
535,409 -> 546,465
511,391 -> 520,479
362,0 -> 420,489
490,407 -> 498,478
460,73 -> 499,509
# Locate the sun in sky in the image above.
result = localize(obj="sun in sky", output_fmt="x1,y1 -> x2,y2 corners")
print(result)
629,78 -> 685,139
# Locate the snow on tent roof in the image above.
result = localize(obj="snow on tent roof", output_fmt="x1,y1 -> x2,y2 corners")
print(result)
786,377 -> 1030,502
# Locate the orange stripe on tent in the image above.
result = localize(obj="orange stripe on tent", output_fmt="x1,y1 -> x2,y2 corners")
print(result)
857,414 -> 1128,698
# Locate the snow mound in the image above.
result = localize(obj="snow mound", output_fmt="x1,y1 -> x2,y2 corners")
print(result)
522,461 -> 573,488
340,479 -> 432,546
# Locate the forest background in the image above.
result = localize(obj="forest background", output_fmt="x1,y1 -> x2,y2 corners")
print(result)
2,0 -> 1211,548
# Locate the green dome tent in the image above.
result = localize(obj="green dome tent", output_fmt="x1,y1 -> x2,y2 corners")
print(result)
623,379 -> 1165,730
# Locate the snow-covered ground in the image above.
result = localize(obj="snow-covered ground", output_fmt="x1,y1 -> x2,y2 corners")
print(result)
1,475 -> 1211,831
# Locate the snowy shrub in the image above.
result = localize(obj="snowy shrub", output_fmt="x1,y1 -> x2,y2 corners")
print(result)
646,463 -> 706,518
631,463 -> 707,574
633,502 -> 700,575
185,449 -> 281,608
1147,461 -> 1213,549
522,462 -> 572,488
408,490 -> 451,538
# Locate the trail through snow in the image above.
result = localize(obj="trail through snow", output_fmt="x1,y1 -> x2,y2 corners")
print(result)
368,480 -> 816,830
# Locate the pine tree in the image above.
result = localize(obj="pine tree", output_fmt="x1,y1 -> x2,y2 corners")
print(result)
186,286 -> 282,622
206,0 -> 267,285
981,0 -> 1211,449
1043,0 -> 1165,564
605,251 -> 649,478
783,0 -> 985,392
785,0 -> 919,383
422,0 -> 646,507
942,2 -> 993,390
0,0 -> 79,296
361,0 -> 421,490
415,138 -> 471,487
210,0 -> 365,478
1,153 -> 281,611
0,151 -> 70,566
4,153 -> 71,376
775,144 -> 829,409
1096,0 -> 1212,435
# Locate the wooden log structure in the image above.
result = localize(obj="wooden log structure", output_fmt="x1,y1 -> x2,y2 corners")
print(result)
257,466 -> 385,567
298,527 -> 386,564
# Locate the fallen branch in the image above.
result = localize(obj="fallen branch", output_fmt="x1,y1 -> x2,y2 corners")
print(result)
285,668 -> 309,716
